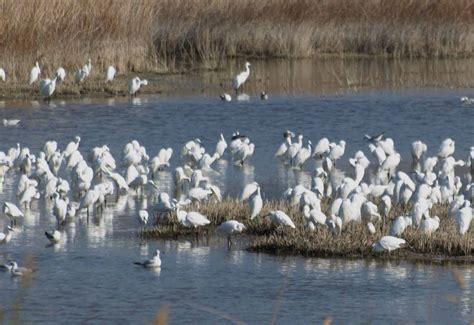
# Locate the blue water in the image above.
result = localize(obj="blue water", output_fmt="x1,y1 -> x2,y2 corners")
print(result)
0,89 -> 472,323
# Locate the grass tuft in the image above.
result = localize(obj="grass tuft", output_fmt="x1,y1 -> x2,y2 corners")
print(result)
140,200 -> 473,261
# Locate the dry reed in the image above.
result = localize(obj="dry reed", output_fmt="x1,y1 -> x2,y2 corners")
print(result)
140,199 -> 473,261
2,0 -> 474,83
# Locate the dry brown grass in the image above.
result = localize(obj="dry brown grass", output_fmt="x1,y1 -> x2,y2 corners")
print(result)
140,199 -> 473,261
2,0 -> 474,83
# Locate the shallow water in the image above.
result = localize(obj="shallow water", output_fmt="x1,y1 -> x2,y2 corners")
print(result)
0,66 -> 473,323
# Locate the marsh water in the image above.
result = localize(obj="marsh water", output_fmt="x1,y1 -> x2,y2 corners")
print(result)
0,58 -> 473,323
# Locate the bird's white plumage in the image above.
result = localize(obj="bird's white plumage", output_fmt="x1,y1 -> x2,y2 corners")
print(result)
267,210 -> 296,228
372,236 -> 406,252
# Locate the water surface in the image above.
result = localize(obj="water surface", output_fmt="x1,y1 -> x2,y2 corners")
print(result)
0,62 -> 473,323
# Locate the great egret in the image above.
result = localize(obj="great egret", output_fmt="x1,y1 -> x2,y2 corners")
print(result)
249,186 -> 263,219
438,138 -> 455,159
138,210 -> 149,228
217,220 -> 246,248
56,67 -> 66,82
128,77 -> 148,96
75,68 -> 87,83
266,210 -> 296,229
372,236 -> 406,252
39,76 -> 58,99
176,207 -> 210,228
232,62 -> 251,94
106,66 -> 116,82
3,202 -> 24,226
0,226 -> 13,244
0,68 -> 5,81
29,61 -> 41,85
419,216 -> 440,235
214,134 -> 227,158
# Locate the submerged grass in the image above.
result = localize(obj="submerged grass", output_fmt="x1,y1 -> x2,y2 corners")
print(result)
140,199 -> 473,261
3,0 -> 474,83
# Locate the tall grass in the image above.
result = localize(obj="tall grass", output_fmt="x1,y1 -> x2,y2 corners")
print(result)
2,0 -> 474,80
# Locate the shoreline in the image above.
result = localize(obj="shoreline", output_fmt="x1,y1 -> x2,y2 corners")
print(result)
139,200 -> 473,264
4,56 -> 474,102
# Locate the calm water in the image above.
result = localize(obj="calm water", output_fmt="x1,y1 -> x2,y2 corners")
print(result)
0,66 -> 473,323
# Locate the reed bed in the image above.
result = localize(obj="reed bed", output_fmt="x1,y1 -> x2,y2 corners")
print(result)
140,199 -> 473,261
2,0 -> 474,82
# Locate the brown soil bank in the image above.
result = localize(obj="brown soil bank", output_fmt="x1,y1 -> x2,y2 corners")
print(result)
140,200 -> 473,263
2,0 -> 474,81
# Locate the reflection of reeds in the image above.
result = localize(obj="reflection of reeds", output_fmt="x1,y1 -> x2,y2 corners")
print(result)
2,0 -> 474,81
141,200 -> 473,260
451,269 -> 467,290
152,305 -> 169,325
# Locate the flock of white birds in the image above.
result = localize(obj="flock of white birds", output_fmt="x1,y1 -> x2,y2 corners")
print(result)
0,59 -> 148,99
0,126 -> 472,273
0,60 -> 260,101
0,60 -> 473,274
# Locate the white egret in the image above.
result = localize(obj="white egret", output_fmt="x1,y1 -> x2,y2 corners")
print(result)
249,186 -> 263,219
56,67 -> 66,82
241,182 -> 259,201
106,66 -> 116,82
266,210 -> 296,229
0,226 -> 13,244
233,141 -> 255,166
378,195 -> 392,217
232,62 -> 251,94
128,77 -> 148,96
328,140 -> 346,164
372,236 -> 406,252
138,210 -> 149,227
75,68 -> 87,83
456,201 -> 472,235
39,76 -> 58,99
64,136 -> 81,158
214,134 -> 227,158
292,140 -> 312,169
361,201 -> 381,223
176,207 -> 210,228
3,202 -> 24,226
419,216 -> 440,235
0,68 -> 5,81
285,134 -> 303,164
389,215 -> 412,237
312,137 -> 330,159
303,205 -> 326,227
154,193 -> 177,218
82,58 -> 92,76
29,61 -> 41,85
217,220 -> 246,247
366,222 -> 376,235
275,130 -> 295,158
